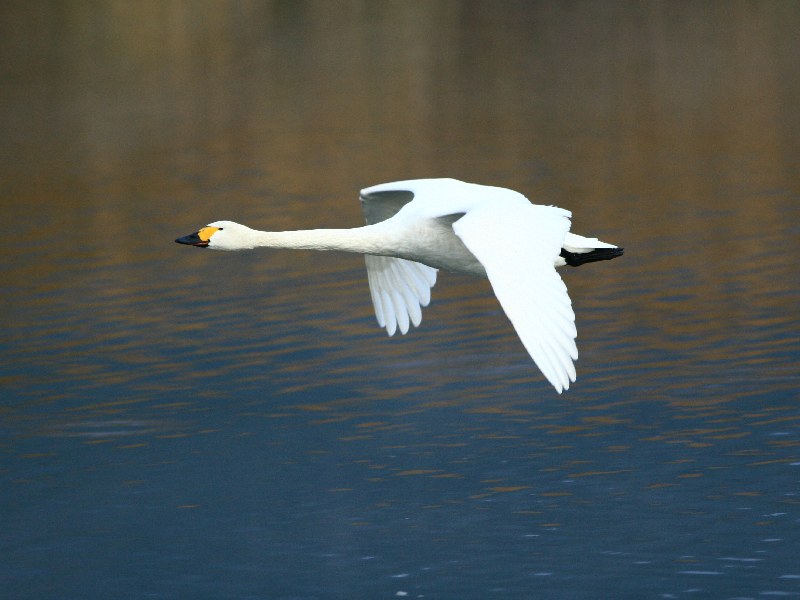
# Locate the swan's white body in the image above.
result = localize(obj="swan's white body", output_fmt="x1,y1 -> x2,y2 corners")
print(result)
176,178 -> 622,393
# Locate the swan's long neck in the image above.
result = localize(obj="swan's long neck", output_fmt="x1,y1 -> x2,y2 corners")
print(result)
248,224 -> 392,255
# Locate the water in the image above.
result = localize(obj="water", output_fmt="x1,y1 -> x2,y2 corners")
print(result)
2,2 -> 799,598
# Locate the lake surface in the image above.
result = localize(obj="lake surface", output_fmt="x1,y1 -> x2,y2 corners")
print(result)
1,2 -> 799,599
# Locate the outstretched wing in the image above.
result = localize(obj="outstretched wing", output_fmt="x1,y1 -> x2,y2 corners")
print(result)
359,188 -> 438,336
452,204 -> 578,393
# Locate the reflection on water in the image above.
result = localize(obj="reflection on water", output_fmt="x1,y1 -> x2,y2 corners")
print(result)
2,2 -> 799,599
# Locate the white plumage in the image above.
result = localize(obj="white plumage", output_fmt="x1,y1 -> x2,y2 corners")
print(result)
176,178 -> 623,393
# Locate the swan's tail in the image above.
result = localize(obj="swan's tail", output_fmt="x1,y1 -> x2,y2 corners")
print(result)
559,233 -> 624,267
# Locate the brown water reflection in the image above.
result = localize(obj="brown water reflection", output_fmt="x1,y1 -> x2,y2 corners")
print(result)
2,2 -> 799,599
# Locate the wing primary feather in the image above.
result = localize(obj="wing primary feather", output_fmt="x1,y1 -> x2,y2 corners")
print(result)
379,288 -> 398,336
407,263 -> 434,306
389,284 -> 410,334
533,288 -> 578,383
364,256 -> 386,327
388,262 -> 424,329
367,268 -> 386,328
531,338 -> 565,393
386,262 -> 419,333
515,308 -> 572,392
382,264 -> 413,334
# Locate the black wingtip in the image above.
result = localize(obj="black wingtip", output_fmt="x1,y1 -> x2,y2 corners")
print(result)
561,247 -> 624,267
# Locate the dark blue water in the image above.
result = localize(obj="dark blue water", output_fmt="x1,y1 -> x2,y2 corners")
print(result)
2,2 -> 799,599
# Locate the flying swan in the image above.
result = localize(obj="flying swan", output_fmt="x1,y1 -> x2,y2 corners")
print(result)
176,178 -> 623,393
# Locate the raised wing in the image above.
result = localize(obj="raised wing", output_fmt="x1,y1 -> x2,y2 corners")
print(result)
452,204 -> 578,393
360,188 -> 438,336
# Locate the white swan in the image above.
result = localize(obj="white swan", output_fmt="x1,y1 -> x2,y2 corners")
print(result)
176,178 -> 623,393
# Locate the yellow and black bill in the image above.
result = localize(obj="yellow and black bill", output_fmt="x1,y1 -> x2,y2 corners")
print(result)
175,226 -> 219,248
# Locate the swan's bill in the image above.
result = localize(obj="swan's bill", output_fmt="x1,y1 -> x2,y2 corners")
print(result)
175,226 -> 220,248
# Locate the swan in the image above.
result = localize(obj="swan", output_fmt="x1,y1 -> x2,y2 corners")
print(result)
175,178 -> 623,393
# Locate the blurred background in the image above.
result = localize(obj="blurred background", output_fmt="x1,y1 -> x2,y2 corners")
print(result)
1,2 -> 798,598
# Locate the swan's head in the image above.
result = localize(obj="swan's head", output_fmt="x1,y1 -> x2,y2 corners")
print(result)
175,221 -> 256,250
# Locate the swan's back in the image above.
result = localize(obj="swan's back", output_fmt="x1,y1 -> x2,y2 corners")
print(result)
360,178 -> 531,224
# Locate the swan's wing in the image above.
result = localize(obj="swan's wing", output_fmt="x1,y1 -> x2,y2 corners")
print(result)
359,187 -> 437,335
365,254 -> 437,336
359,189 -> 415,225
452,204 -> 578,393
